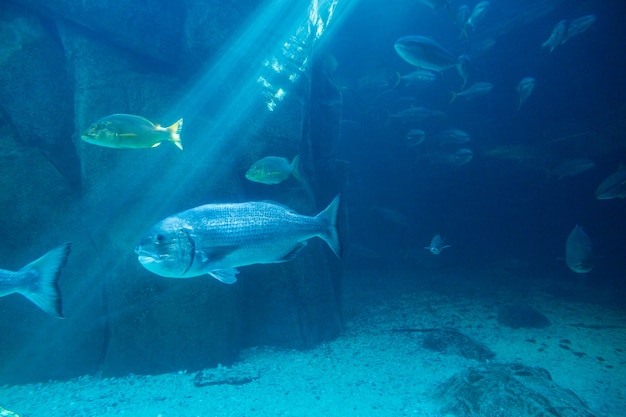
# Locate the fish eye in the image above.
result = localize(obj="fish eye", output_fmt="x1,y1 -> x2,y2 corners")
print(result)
153,233 -> 165,244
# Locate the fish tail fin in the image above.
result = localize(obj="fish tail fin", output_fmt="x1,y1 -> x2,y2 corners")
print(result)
316,195 -> 342,258
167,118 -> 184,150
448,90 -> 458,104
291,154 -> 302,182
392,72 -> 401,89
17,243 -> 71,318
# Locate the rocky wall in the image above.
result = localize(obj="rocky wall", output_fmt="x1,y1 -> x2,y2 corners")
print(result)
0,0 -> 345,383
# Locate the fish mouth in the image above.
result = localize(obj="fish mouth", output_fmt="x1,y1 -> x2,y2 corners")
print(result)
135,247 -> 159,263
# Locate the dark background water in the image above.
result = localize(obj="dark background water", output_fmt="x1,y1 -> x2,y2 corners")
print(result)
323,0 -> 626,297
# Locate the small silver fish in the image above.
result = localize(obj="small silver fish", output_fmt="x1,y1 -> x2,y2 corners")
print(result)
563,14 -> 596,44
424,234 -> 451,255
245,155 -> 301,185
136,196 -> 342,283
565,225 -> 593,273
548,158 -> 594,180
463,1 -> 490,35
390,106 -> 447,124
516,77 -> 536,109
541,20 -> 568,53
455,5 -> 471,27
425,148 -> 474,166
0,243 -> 71,318
433,128 -> 471,145
450,82 -> 493,103
406,129 -> 426,147
595,164 -> 626,200
396,69 -> 439,88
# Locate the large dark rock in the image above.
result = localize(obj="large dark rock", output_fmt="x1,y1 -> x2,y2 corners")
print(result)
394,328 -> 495,362
435,363 -> 597,417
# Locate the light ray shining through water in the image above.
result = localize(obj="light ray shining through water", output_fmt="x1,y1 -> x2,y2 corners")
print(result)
61,0 -> 356,333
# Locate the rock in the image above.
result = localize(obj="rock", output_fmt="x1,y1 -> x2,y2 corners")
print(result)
193,364 -> 260,387
435,362 -> 597,417
497,302 -> 551,329
394,328 -> 495,362
0,406 -> 20,417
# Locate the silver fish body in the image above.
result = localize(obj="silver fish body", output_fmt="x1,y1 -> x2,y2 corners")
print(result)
424,234 -> 451,255
565,225 -> 593,273
394,36 -> 459,72
136,196 -> 342,283
563,14 -> 596,44
541,20 -> 568,52
595,165 -> 626,200
0,243 -> 71,318
516,77 -> 536,109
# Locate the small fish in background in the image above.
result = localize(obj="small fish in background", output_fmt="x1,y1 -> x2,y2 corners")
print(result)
433,128 -> 471,145
547,158 -> 595,180
390,106 -> 447,124
449,81 -> 493,103
370,206 -> 412,228
396,69 -> 439,89
457,54 -> 472,88
424,234 -> 451,255
516,77 -> 536,109
245,155 -> 301,185
541,20 -> 568,52
406,129 -> 426,147
563,14 -> 597,44
394,36 -> 461,73
425,148 -> 474,166
565,225 -> 593,273
595,164 -> 626,200
135,196 -> 341,283
417,0 -> 454,20
455,5 -> 471,28
462,1 -> 491,36
82,114 -> 183,150
0,243 -> 71,318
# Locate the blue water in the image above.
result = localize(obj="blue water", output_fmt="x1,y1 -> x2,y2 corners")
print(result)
0,0 -> 625,415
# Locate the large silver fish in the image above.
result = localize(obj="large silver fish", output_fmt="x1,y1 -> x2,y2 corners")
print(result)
136,196 -> 342,283
0,243 -> 71,318
565,225 -> 593,273
394,36 -> 460,73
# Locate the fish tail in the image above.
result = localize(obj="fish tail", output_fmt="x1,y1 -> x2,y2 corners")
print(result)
291,154 -> 302,182
316,195 -> 342,258
17,243 -> 71,318
392,72 -> 401,89
167,118 -> 184,150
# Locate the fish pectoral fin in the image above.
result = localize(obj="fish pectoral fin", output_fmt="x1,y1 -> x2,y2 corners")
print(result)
275,242 -> 307,263
199,245 -> 239,263
151,143 -> 161,148
208,269 -> 239,284
118,133 -> 137,137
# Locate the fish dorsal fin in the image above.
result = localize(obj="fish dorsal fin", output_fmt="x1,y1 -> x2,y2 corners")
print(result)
209,269 -> 239,284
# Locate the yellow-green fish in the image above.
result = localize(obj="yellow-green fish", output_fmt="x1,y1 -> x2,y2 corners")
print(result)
81,114 -> 183,150
245,155 -> 301,185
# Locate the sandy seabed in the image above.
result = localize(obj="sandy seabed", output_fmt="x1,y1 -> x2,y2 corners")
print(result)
1,267 -> 625,417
